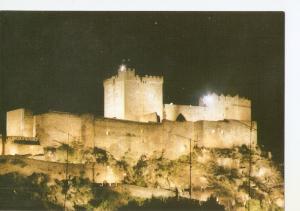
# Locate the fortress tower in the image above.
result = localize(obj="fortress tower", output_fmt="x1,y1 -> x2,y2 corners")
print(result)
103,65 -> 163,122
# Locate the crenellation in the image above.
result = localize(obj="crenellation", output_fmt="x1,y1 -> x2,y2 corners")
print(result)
141,75 -> 164,83
104,69 -> 163,86
199,93 -> 250,107
222,95 -> 251,107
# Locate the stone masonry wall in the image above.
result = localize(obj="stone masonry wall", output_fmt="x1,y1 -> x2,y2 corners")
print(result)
164,95 -> 251,122
34,111 -> 257,162
199,120 -> 257,148
103,75 -> 125,119
103,69 -> 163,122
7,108 -> 34,137
35,111 -> 82,147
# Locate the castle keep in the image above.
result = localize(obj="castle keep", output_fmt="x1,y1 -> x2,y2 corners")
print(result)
1,66 -> 257,161
104,67 -> 163,122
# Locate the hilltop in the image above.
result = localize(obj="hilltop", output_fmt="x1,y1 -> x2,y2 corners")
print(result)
0,145 -> 283,210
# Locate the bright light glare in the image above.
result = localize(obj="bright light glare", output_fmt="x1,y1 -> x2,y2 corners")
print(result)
203,95 -> 214,106
119,64 -> 126,72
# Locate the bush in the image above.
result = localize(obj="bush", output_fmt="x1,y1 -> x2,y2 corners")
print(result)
119,196 -> 225,211
0,172 -> 62,210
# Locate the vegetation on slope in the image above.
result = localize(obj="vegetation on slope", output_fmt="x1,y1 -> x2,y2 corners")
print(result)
0,172 -> 224,211
0,145 -> 284,210
118,145 -> 284,211
0,172 -> 61,210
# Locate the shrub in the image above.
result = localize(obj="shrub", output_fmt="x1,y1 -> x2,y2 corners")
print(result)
119,196 -> 225,211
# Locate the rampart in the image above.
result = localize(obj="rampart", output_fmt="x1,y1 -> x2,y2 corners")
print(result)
164,94 -> 251,122
33,111 -> 256,162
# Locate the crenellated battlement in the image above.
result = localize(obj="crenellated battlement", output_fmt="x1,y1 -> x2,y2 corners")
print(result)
218,94 -> 251,106
141,75 -> 164,83
103,68 -> 163,85
199,93 -> 251,107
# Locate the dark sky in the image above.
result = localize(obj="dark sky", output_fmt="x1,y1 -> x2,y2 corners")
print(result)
0,12 -> 284,163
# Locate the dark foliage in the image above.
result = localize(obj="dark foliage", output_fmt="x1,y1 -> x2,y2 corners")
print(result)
94,147 -> 109,163
89,184 -> 122,208
119,197 -> 225,211
0,172 -> 62,210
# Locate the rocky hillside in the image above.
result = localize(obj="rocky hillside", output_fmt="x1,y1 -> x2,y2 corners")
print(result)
113,145 -> 284,211
0,145 -> 284,210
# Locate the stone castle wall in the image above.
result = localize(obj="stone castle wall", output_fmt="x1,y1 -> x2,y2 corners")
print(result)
35,111 -> 82,147
92,118 -> 194,161
164,94 -> 251,122
200,120 -> 257,148
103,69 -> 163,122
103,74 -> 125,119
33,111 -> 256,162
7,108 -> 35,137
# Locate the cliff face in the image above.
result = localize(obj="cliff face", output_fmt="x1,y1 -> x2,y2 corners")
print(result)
0,145 -> 284,211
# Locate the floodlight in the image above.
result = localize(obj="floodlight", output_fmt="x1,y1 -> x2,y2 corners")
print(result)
203,94 -> 214,106
119,64 -> 126,72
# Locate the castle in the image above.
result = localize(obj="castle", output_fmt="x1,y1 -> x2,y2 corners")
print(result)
1,65 -> 257,161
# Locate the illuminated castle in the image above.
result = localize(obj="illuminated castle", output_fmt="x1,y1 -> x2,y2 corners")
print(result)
1,65 -> 257,161
104,65 -> 251,123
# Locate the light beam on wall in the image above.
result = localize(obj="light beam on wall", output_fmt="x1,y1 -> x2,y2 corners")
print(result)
203,94 -> 214,106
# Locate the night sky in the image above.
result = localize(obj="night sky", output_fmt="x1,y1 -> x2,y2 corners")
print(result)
0,12 -> 284,163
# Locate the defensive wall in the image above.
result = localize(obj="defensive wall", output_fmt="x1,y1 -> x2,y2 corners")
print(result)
164,94 -> 251,122
31,110 -> 256,162
7,108 -> 35,137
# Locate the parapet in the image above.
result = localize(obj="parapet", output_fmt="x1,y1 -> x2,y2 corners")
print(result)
141,75 -> 163,83
103,67 -> 163,85
199,93 -> 251,107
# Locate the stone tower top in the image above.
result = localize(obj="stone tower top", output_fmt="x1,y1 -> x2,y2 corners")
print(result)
117,64 -> 136,79
104,65 -> 163,85
103,66 -> 163,122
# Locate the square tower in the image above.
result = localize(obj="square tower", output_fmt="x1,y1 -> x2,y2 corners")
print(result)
103,66 -> 163,122
7,108 -> 35,137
